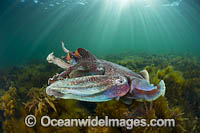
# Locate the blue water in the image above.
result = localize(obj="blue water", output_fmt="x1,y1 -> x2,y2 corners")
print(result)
0,0 -> 200,66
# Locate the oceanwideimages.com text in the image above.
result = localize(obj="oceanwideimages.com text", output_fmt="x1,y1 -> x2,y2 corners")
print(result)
25,115 -> 175,129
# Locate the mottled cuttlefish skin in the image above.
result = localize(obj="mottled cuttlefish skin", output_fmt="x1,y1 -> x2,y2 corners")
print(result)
46,75 -> 129,102
46,42 -> 166,104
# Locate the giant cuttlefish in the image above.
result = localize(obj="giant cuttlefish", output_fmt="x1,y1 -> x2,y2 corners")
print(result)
46,41 -> 166,104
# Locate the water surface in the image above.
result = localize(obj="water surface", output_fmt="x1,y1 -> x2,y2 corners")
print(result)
0,0 -> 200,66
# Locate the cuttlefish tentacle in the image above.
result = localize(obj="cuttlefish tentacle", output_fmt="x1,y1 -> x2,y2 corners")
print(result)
47,52 -> 71,69
46,51 -> 75,85
46,51 -> 100,85
61,41 -> 82,65
61,41 -> 70,54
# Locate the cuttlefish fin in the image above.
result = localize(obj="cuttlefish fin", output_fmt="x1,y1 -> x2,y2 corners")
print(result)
139,70 -> 150,83
159,80 -> 166,96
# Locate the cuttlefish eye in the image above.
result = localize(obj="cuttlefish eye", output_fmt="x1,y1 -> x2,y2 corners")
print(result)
97,67 -> 104,71
115,77 -> 126,85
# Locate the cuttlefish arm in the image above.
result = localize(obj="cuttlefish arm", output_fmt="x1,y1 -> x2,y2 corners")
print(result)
47,42 -> 100,82
46,75 -> 130,102
49,60 -> 106,85
46,53 -> 104,85
46,52 -> 73,84
47,52 -> 72,69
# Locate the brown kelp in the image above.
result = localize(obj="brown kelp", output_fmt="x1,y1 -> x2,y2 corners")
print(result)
0,53 -> 199,132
